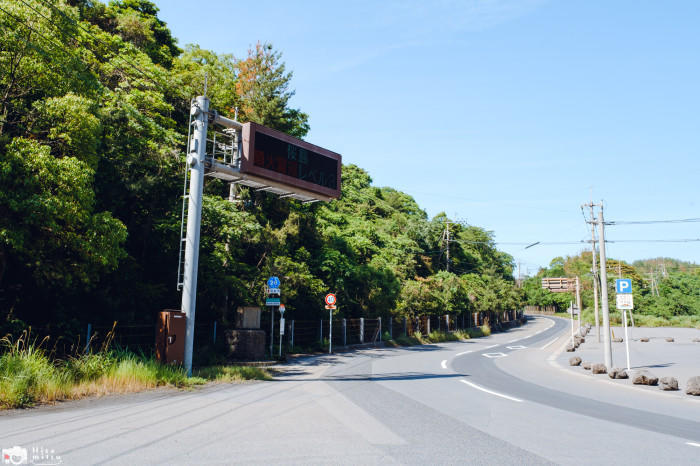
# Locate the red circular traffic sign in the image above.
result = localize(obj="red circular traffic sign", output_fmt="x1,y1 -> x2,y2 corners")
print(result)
325,293 -> 337,306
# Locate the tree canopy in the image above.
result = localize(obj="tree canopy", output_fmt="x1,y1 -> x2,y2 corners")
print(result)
0,0 -> 522,336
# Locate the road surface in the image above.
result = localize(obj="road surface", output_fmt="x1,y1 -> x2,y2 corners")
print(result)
1,316 -> 699,464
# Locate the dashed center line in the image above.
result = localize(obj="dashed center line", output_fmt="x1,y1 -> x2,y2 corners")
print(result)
482,344 -> 498,350
456,350 -> 473,356
687,442 -> 700,448
460,380 -> 523,402
506,345 -> 526,350
440,359 -> 447,369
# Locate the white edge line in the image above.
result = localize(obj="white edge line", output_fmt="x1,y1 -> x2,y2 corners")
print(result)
507,339 -> 519,343
460,380 -> 523,402
541,337 -> 559,350
456,350 -> 473,356
441,359 -> 447,369
686,442 -> 700,448
482,344 -> 498,350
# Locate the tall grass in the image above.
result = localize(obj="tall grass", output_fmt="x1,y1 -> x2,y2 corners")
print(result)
0,330 -> 268,409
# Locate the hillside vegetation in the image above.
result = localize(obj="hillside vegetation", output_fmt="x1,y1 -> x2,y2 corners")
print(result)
523,254 -> 700,328
0,0 -> 522,341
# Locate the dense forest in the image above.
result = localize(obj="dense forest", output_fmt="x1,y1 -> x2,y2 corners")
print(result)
522,254 -> 700,327
0,0 -> 523,338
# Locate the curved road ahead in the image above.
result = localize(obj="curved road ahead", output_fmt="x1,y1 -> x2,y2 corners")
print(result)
1,316 -> 699,464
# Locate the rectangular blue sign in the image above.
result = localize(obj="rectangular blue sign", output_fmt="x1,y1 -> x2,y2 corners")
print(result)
265,298 -> 281,306
615,279 -> 632,294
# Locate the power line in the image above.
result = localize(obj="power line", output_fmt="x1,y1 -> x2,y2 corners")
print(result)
0,3 -> 97,79
606,217 -> 700,225
16,0 -> 164,92
35,0 -> 163,89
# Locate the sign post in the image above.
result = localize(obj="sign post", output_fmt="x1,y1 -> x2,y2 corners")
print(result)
267,277 -> 281,358
325,294 -> 337,354
278,304 -> 285,358
615,279 -> 633,371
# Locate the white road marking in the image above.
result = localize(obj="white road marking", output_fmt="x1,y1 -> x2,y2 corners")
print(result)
507,338 -> 519,343
482,352 -> 507,358
506,345 -> 526,350
456,350 -> 473,356
687,442 -> 700,448
460,380 -> 523,402
441,359 -> 447,369
541,337 -> 559,350
482,344 -> 498,350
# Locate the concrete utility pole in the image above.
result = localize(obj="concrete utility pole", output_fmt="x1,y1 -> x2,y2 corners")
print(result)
588,204 -> 601,342
445,220 -> 451,273
597,204 -> 613,370
181,96 -> 209,376
575,277 -> 581,330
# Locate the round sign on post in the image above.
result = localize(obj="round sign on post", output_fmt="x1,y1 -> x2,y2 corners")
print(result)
279,304 -> 286,314
267,276 -> 280,289
325,294 -> 336,306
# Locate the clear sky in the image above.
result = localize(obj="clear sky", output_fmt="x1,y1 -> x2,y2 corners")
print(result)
156,0 -> 700,274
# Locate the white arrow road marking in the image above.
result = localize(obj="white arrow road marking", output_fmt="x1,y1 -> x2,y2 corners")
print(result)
687,442 -> 700,448
506,345 -> 526,350
460,380 -> 524,402
482,352 -> 507,358
540,337 -> 559,350
456,350 -> 473,356
441,359 -> 447,369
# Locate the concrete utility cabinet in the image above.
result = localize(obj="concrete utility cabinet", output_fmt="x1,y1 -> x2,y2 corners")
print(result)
156,310 -> 186,365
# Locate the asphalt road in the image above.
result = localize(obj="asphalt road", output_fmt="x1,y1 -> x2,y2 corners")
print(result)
1,316 -> 699,465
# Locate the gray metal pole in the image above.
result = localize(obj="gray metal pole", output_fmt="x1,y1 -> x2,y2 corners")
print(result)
389,316 -> 393,340
576,277 -> 581,332
181,96 -> 209,377
360,318 -> 364,344
343,318 -> 346,346
213,320 -> 217,345
378,317 -> 382,342
589,205 -> 601,342
270,307 -> 274,357
598,205 -> 613,369
85,323 -> 92,354
291,320 -> 295,349
329,309 -> 333,354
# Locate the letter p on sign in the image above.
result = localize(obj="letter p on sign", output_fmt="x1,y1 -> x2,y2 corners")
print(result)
616,279 -> 632,294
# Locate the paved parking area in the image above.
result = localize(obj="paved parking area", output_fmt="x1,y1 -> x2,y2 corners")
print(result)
557,324 -> 700,396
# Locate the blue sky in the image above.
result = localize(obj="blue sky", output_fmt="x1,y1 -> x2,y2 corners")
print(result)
157,0 -> 700,274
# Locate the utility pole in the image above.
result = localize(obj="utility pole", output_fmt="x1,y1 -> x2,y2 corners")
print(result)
597,204 -> 613,370
587,204 -> 601,342
445,220 -> 451,273
181,96 -> 209,376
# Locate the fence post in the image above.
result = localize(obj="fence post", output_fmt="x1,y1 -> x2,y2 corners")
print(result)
403,317 -> 407,336
85,323 -> 92,354
360,318 -> 364,344
426,316 -> 430,334
378,317 -> 382,342
290,320 -> 295,349
389,316 -> 393,340
213,320 -> 217,345
320,319 -> 323,343
343,318 -> 347,346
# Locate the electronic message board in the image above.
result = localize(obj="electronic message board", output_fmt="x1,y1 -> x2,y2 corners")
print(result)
239,122 -> 341,199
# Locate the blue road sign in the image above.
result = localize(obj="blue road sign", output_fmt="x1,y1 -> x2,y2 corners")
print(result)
267,276 -> 280,289
616,279 -> 632,294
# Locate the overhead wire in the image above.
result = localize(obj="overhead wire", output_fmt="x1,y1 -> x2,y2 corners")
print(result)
16,0 -> 165,92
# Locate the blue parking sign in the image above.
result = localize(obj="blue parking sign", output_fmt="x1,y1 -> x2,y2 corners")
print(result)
615,279 -> 632,294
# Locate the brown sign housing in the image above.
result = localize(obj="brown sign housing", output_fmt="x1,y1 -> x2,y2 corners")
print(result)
240,122 -> 342,200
